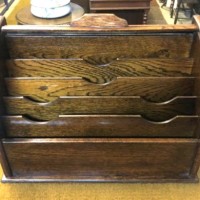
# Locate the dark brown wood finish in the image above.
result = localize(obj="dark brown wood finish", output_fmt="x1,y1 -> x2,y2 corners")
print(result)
189,15 -> 200,177
0,16 -> 6,58
2,138 -> 198,181
89,0 -> 151,24
0,16 -> 12,179
4,96 -> 196,121
5,77 -> 195,102
0,16 -> 7,138
0,141 -> 12,177
6,58 -> 193,78
2,115 -> 198,138
1,14 -> 200,182
90,0 -> 150,10
192,34 -> 200,114
191,144 -> 200,178
5,34 -> 193,59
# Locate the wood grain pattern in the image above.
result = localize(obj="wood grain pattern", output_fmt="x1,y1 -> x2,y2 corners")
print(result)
2,138 -> 198,181
2,23 -> 198,33
89,0 -> 150,10
5,34 -> 193,59
1,14 -> 200,182
70,14 -> 128,27
5,77 -> 195,102
3,96 -> 196,121
6,59 -> 193,82
2,115 -> 198,138
89,0 -> 151,24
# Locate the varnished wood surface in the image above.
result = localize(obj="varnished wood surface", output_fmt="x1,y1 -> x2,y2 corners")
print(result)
0,141 -> 12,177
1,14 -> 200,182
5,77 -> 195,102
5,34 -> 193,59
3,96 -> 196,121
70,14 -> 128,27
191,33 -> 200,136
0,16 -> 7,138
190,29 -> 200,176
192,33 -> 200,115
193,15 -> 200,30
191,143 -> 200,178
2,138 -> 198,180
89,0 -> 150,25
2,24 -> 198,33
2,176 -> 199,183
2,115 -> 198,138
0,15 -> 10,176
89,0 -> 150,10
191,33 -> 200,78
0,16 -> 6,60
6,59 -> 193,80
16,4 -> 84,25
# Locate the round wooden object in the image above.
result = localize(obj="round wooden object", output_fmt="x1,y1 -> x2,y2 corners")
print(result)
16,3 -> 85,25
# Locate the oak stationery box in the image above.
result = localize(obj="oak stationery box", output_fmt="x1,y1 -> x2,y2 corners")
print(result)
0,14 -> 200,182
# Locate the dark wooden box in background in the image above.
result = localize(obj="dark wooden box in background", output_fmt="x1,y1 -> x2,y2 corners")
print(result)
89,0 -> 151,24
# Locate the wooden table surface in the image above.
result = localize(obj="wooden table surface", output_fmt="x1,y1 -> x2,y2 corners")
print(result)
16,3 -> 85,25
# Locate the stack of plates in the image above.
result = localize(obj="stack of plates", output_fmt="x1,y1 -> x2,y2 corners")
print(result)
31,0 -> 71,19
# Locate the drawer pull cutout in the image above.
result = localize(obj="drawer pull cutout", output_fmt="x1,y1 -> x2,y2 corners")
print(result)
5,77 -> 195,102
7,59 -> 193,82
4,96 -> 196,121
2,115 -> 198,138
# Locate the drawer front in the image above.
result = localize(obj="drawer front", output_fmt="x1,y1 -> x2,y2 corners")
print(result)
3,115 -> 198,138
2,138 -> 198,181
90,1 -> 150,10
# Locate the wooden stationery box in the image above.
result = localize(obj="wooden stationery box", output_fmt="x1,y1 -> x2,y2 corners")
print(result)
0,14 -> 200,182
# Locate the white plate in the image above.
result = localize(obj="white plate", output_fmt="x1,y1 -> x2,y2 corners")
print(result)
31,4 -> 71,19
31,0 -> 71,8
